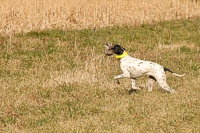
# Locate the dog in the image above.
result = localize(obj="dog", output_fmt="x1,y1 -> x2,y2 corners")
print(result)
104,43 -> 185,94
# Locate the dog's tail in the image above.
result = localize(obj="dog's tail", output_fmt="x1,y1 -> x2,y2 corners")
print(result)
164,67 -> 185,77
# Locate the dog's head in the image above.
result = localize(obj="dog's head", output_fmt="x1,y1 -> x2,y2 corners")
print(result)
104,43 -> 126,56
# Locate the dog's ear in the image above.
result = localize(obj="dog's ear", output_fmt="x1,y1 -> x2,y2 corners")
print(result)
122,46 -> 126,51
115,44 -> 126,51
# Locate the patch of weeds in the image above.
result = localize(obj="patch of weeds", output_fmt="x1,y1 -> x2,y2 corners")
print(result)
29,116 -> 56,128
1,115 -> 17,125
0,69 -> 25,79
190,34 -> 200,46
25,31 -> 50,38
21,56 -> 33,69
0,70 -> 11,77
180,46 -> 191,53
37,90 -> 51,99
13,49 -> 44,59
190,62 -> 200,71
1,52 -> 13,60
47,42 -> 58,55
89,107 -> 102,115
60,83 -> 76,93
21,29 -> 66,39
25,103 -> 61,128
95,89 -> 107,98
0,36 -> 6,48
66,57 -> 78,70
182,114 -> 196,122
66,101 -> 85,118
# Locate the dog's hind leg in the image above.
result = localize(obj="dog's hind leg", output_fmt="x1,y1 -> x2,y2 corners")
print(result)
157,80 -> 175,94
131,78 -> 141,90
147,75 -> 156,92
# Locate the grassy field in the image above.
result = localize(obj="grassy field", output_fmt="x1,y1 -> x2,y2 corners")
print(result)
0,18 -> 200,132
1,0 -> 200,35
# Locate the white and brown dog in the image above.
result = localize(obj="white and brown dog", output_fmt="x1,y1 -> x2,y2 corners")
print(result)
104,43 -> 185,94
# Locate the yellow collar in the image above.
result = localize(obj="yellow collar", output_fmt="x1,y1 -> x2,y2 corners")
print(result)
116,51 -> 128,59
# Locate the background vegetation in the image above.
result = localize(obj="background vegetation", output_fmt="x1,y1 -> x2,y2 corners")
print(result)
0,0 -> 200,35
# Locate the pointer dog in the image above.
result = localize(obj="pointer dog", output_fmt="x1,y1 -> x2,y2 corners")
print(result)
104,43 -> 185,93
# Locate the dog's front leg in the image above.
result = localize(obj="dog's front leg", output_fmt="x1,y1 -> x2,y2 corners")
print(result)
114,72 -> 130,84
114,72 -> 130,79
147,75 -> 156,92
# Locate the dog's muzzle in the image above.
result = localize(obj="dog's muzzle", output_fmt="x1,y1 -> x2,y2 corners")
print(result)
105,53 -> 113,56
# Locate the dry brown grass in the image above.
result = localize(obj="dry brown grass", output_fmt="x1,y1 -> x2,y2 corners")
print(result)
0,0 -> 200,35
0,18 -> 200,132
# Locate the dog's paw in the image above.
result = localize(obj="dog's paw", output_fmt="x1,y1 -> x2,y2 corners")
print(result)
116,80 -> 120,84
114,76 -> 118,80
170,89 -> 176,94
138,86 -> 144,90
132,86 -> 142,90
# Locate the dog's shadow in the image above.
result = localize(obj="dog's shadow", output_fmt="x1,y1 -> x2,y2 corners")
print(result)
128,89 -> 139,95
128,86 -> 144,95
